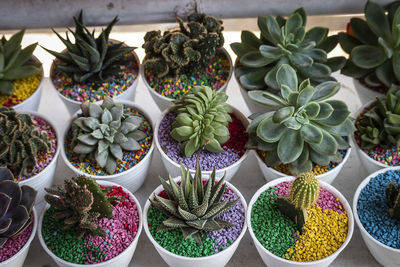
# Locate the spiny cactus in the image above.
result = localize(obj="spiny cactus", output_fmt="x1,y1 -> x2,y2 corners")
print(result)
70,97 -> 146,174
44,176 -> 113,238
386,181 -> 400,220
0,167 -> 37,247
231,8 -> 345,93
247,64 -> 355,175
43,11 -> 136,84
0,30 -> 42,96
170,85 -> 232,157
150,159 -> 238,245
0,107 -> 52,177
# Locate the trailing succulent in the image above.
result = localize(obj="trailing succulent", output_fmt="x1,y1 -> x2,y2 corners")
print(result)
170,85 -> 232,157
70,97 -> 146,174
44,176 -> 114,238
357,89 -> 400,149
231,8 -> 345,92
142,13 -> 224,78
44,11 -> 136,84
0,167 -> 37,247
276,172 -> 320,230
150,159 -> 238,245
247,64 -> 355,175
339,1 -> 400,89
0,30 -> 42,96
386,181 -> 400,220
0,107 -> 52,177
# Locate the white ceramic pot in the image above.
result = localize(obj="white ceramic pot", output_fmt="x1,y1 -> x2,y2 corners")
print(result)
0,207 -> 38,267
155,105 -> 249,182
38,180 -> 143,267
51,50 -> 141,116
141,47 -> 233,112
353,79 -> 384,106
247,176 -> 354,267
61,100 -> 154,193
353,167 -> 400,267
143,176 -> 247,267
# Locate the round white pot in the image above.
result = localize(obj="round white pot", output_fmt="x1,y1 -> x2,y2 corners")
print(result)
143,176 -> 247,267
61,100 -> 154,193
141,47 -> 233,112
155,105 -> 249,182
0,207 -> 38,267
50,50 -> 141,116
353,167 -> 400,267
38,180 -> 143,267
247,176 -> 354,267
353,79 -> 384,106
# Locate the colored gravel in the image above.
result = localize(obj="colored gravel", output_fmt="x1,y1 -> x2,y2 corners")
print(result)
147,184 -> 245,257
0,219 -> 33,262
144,48 -> 230,99
41,185 -> 140,264
357,169 -> 400,249
0,72 -> 42,107
158,112 -> 248,171
64,107 -> 153,176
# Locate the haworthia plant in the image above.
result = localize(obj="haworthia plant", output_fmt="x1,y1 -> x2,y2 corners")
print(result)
386,181 -> 400,220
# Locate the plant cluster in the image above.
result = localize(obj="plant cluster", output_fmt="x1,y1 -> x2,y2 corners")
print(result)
386,181 -> 400,220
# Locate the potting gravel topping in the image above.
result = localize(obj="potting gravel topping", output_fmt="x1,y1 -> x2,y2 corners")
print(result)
357,169 -> 400,249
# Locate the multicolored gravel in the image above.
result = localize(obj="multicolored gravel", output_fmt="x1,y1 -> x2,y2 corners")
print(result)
0,219 -> 34,262
0,72 -> 42,107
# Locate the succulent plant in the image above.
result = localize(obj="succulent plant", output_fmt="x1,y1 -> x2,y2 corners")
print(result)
150,159 -> 238,245
0,107 -> 52,177
142,12 -> 224,78
339,1 -> 400,89
0,167 -> 37,247
70,97 -> 146,175
231,8 -> 345,92
44,176 -> 113,238
386,181 -> 400,220
247,64 -> 355,175
170,85 -> 232,157
358,89 -> 400,149
43,11 -> 136,84
0,30 -> 42,96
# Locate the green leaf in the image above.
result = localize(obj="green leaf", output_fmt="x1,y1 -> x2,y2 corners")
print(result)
231,42 -> 256,58
12,43 -> 38,68
259,45 -> 283,59
351,45 -> 387,68
285,13 -> 303,35
313,102 -> 334,120
0,53 -> 4,71
257,116 -> 287,142
312,81 -> 340,101
318,100 -> 350,126
304,27 -> 328,45
300,124 -> 323,144
3,65 -> 41,80
297,85 -> 315,106
289,53 -> 313,67
304,102 -> 320,118
272,106 -> 295,123
326,56 -> 346,72
276,64 -> 298,92
365,1 -> 392,42
317,119 -> 355,136
240,51 -> 276,67
392,7 -> 400,47
340,60 -> 370,78
350,18 -> 378,46
248,90 -> 286,107
378,37 -> 393,58
317,34 -> 339,53
309,148 -> 331,166
267,15 -> 283,44
257,16 -> 275,44
299,63 -> 331,79
239,68 -> 270,90
393,48 -> 400,81
241,31 -> 263,49
204,138 -> 224,153
303,48 -> 327,62
277,129 -> 304,164
338,32 -> 362,54
0,80 -> 14,96
309,129 -> 337,156
376,60 -> 395,87
3,30 -> 24,60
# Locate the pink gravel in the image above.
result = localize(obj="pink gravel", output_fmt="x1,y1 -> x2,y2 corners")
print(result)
0,220 -> 33,262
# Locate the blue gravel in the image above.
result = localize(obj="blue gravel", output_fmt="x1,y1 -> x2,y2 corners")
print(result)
357,169 -> 400,249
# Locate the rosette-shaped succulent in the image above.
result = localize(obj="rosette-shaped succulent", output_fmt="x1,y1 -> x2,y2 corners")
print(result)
0,107 -> 52,177
170,85 -> 232,157
0,167 -> 37,247
247,64 -> 355,175
70,97 -> 146,174
150,159 -> 238,245
231,8 -> 345,92
44,11 -> 136,84
386,181 -> 400,220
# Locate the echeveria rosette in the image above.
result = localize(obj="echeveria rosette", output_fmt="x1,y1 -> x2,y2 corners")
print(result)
231,8 -> 345,93
339,1 -> 400,90
169,85 -> 232,157
247,64 -> 355,175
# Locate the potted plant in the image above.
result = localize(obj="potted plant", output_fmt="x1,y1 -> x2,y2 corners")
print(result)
339,1 -> 400,104
0,107 -> 59,206
353,167 -> 400,266
61,96 -> 154,193
0,30 -> 43,112
230,8 -> 345,114
38,176 -> 142,267
247,172 -> 354,267
143,159 -> 247,267
141,13 -> 233,111
44,11 -> 140,115
155,85 -> 249,181
247,64 -> 354,184
0,167 -> 38,267
352,87 -> 400,174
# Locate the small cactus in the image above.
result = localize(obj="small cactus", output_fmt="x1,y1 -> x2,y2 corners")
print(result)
386,182 -> 400,220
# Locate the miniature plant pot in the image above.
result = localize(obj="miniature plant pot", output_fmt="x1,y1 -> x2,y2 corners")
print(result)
143,176 -> 247,267
353,167 -> 400,267
155,105 -> 249,181
38,180 -> 143,267
61,100 -> 154,193
247,176 -> 354,267
352,79 -> 385,106
0,207 -> 38,267
141,47 -> 233,112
